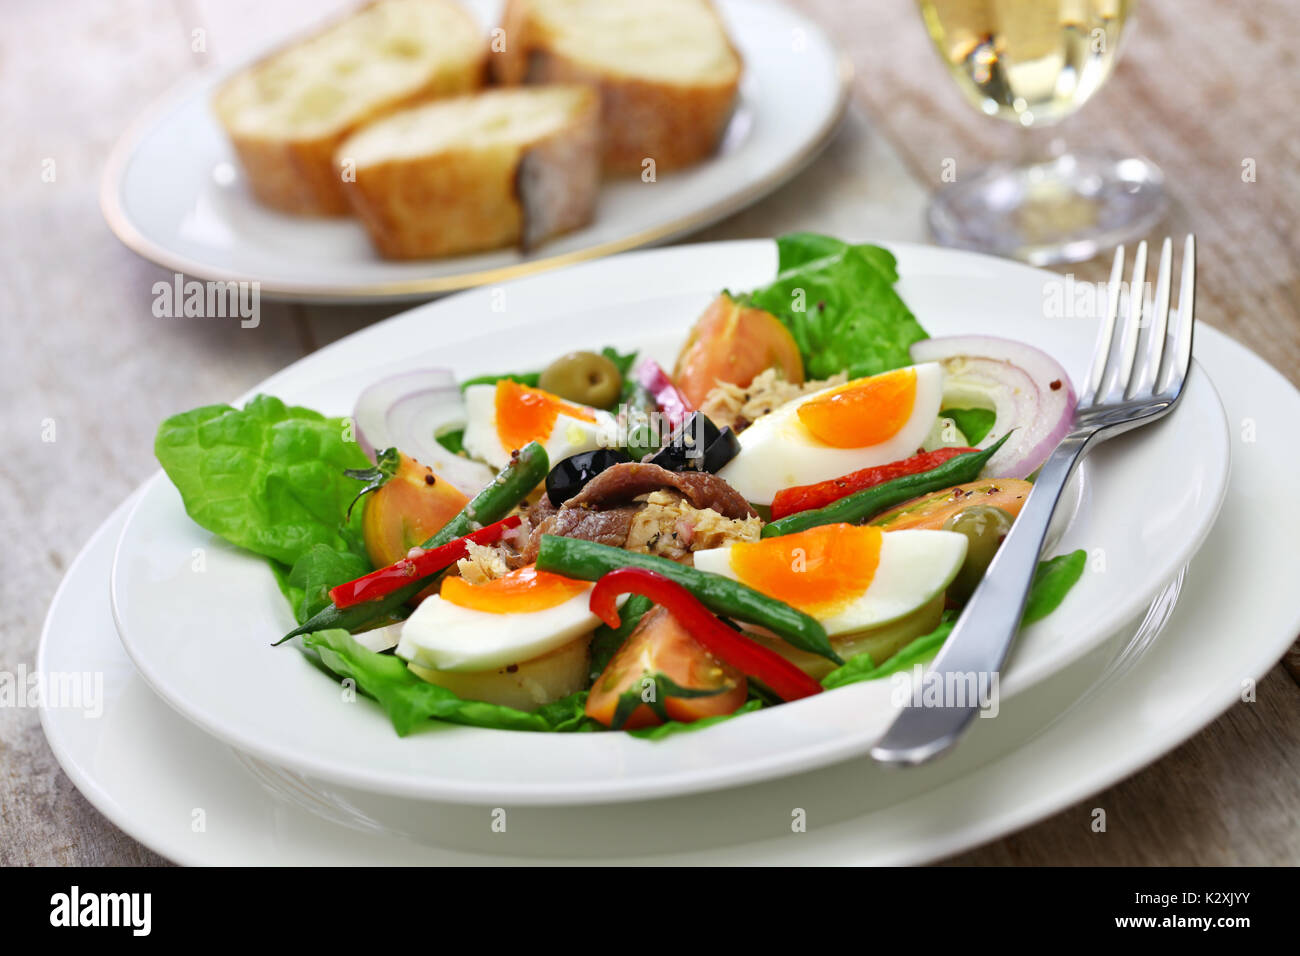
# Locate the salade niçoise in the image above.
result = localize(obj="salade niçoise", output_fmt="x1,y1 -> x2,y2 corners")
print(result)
156,234 -> 1085,738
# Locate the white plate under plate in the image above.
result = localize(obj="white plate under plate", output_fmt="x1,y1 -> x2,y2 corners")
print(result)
40,325 -> 1300,864
99,0 -> 849,302
108,240 -> 1230,806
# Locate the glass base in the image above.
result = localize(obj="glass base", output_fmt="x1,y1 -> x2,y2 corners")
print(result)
927,153 -> 1167,266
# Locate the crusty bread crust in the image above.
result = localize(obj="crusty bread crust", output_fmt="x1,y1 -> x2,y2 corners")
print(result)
344,144 -> 522,258
225,71 -> 485,216
492,0 -> 534,87
226,135 -> 348,216
524,52 -> 738,173
514,105 -> 601,250
214,0 -> 487,217
339,87 -> 599,258
491,0 -> 741,173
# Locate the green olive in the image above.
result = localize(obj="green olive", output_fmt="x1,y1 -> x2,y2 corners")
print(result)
942,505 -> 1015,603
538,351 -> 623,408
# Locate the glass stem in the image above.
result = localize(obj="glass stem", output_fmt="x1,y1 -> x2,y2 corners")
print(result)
1018,124 -> 1068,166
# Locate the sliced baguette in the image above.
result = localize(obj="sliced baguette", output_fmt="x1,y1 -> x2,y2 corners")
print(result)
213,0 -> 487,216
336,85 -> 600,258
492,0 -> 742,173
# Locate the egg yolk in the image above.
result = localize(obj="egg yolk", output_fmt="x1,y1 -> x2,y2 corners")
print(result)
729,523 -> 882,617
495,380 -> 597,452
440,565 -> 589,614
796,368 -> 917,448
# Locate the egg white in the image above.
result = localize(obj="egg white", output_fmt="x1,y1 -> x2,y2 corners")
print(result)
461,383 -> 618,469
396,584 -> 604,672
692,528 -> 967,637
716,363 -> 945,505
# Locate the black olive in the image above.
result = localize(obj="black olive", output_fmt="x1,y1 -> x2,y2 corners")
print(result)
647,412 -> 718,471
647,412 -> 739,473
546,448 -> 633,506
701,426 -> 741,473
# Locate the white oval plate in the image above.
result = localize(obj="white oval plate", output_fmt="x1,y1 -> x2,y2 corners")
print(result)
100,0 -> 849,302
110,240 -> 1230,806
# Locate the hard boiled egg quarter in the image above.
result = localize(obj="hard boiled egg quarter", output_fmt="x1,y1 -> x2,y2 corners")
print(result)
692,523 -> 967,638
462,379 -> 617,469
396,565 -> 611,672
717,363 -> 945,505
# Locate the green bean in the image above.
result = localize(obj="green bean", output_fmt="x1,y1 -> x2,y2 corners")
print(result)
535,535 -> 840,664
761,434 -> 1010,538
422,441 -> 549,548
277,442 -> 550,643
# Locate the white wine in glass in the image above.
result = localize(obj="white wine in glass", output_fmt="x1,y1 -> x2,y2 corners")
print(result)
918,0 -> 1165,264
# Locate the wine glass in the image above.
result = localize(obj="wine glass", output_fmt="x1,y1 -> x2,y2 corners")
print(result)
918,0 -> 1165,265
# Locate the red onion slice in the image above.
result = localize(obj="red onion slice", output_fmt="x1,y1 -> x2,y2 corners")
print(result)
352,369 -> 495,496
633,358 -> 694,431
911,335 -> 1076,478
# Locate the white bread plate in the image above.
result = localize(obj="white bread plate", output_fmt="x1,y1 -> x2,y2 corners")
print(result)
101,0 -> 850,302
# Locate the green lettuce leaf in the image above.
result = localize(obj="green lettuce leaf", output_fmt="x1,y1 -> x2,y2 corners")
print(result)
1022,549 -> 1087,624
287,545 -> 372,623
627,699 -> 764,740
822,615 -> 957,689
944,407 -> 996,445
534,692 -> 603,733
301,629 -> 599,735
459,371 -> 542,391
435,426 -> 466,456
155,395 -> 370,567
744,233 -> 929,379
600,346 -> 638,378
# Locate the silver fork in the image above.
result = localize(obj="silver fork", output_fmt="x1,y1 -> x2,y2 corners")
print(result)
870,236 -> 1197,766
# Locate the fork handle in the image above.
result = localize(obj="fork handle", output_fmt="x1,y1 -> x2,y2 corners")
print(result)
869,432 -> 1092,766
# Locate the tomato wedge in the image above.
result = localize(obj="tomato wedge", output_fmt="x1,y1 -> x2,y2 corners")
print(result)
585,606 -> 749,729
589,567 -> 824,707
362,453 -> 470,567
672,293 -> 804,407
869,479 -> 1032,531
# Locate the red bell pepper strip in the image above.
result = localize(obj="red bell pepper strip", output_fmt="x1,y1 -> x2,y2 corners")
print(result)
589,566 -> 823,702
328,515 -> 521,609
633,358 -> 693,432
770,447 -> 979,519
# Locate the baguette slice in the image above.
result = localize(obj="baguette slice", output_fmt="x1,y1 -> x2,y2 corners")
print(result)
337,85 -> 600,258
492,0 -> 742,173
213,0 -> 487,216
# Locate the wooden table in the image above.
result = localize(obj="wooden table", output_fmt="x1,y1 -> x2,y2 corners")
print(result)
3,0 -> 1297,865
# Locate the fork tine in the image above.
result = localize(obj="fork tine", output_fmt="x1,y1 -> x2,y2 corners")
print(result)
1128,237 -> 1173,398
1081,245 -> 1126,406
1159,235 -> 1196,395
1103,239 -> 1147,401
